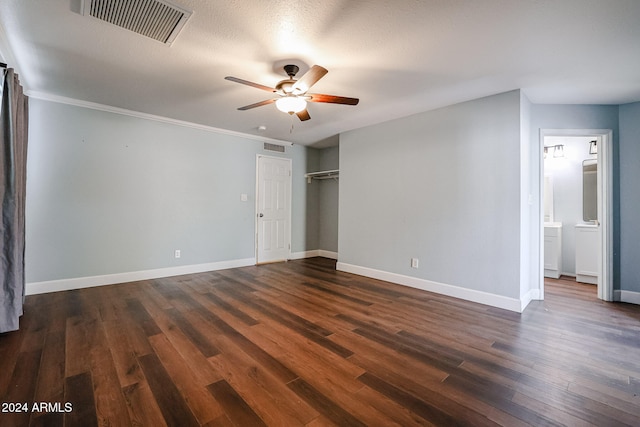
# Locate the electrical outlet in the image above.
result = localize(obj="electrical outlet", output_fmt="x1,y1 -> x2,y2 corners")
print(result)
174,249 -> 181,259
411,258 -> 419,268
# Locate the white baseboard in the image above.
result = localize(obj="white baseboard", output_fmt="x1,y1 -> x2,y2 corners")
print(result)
614,289 -> 640,305
318,250 -> 338,260
27,251 -> 342,296
289,250 -> 338,260
520,288 -> 540,311
290,250 -> 320,260
336,262 -> 525,313
26,257 -> 256,295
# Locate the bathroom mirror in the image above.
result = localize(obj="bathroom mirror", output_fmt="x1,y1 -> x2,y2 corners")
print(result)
583,159 -> 597,222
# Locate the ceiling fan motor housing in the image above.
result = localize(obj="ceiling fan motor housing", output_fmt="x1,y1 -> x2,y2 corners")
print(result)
284,64 -> 299,78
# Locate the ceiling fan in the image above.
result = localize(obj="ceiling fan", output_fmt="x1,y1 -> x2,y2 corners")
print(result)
225,64 -> 359,121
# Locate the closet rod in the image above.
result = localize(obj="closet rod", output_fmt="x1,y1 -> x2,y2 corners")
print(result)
304,169 -> 339,183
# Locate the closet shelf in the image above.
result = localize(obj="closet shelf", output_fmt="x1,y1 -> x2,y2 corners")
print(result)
304,169 -> 339,183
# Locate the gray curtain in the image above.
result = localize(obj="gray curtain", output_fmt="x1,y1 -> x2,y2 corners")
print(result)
0,68 -> 29,333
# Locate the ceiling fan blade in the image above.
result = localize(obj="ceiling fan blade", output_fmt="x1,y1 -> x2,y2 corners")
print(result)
292,65 -> 328,93
296,109 -> 311,121
225,76 -> 275,92
238,99 -> 276,110
307,93 -> 359,105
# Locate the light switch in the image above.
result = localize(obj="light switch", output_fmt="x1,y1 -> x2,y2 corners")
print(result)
241,194 -> 248,202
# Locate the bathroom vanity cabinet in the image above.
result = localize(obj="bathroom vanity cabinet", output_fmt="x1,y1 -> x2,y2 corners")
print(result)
575,224 -> 599,285
544,223 -> 562,279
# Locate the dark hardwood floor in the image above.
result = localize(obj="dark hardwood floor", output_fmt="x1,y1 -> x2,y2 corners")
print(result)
1,258 -> 640,426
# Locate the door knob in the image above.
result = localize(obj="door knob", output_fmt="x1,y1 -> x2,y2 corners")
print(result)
259,213 -> 264,217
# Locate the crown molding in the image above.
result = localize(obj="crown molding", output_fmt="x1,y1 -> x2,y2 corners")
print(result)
27,90 -> 294,147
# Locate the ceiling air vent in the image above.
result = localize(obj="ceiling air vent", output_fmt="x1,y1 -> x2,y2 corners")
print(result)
82,0 -> 192,45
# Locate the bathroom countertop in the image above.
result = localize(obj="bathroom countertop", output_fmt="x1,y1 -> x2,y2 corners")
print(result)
575,222 -> 599,228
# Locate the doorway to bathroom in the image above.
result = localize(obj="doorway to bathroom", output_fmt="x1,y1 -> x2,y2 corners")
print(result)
539,129 -> 613,301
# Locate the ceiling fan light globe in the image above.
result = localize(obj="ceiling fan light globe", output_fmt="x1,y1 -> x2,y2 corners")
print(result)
276,97 -> 307,114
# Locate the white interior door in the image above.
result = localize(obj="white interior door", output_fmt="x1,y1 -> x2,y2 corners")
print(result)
256,155 -> 291,264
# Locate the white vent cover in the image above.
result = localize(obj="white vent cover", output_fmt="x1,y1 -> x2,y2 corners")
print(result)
264,143 -> 286,153
82,0 -> 192,45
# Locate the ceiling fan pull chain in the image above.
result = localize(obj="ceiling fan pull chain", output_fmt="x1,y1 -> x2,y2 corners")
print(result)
290,114 -> 295,134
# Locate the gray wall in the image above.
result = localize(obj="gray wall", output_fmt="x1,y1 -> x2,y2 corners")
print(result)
317,145 -> 339,253
520,92 -> 534,298
529,104 -> 620,289
26,99 -> 319,283
25,95 -> 640,300
619,101 -> 640,293
339,90 -> 523,299
303,148 -> 320,252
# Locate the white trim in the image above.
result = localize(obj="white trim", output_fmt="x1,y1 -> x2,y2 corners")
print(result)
336,262 -> 525,313
538,129 -> 613,302
318,250 -> 338,260
290,250 -> 320,259
538,132 -> 545,300
520,288 -> 539,312
25,258 -> 255,295
27,91 -> 294,147
289,250 -> 338,260
614,290 -> 640,305
601,131 -> 614,301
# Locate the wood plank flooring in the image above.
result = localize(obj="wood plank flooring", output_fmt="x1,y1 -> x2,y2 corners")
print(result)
1,258 -> 640,426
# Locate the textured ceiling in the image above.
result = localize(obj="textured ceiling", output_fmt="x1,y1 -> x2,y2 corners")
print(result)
1,0 -> 640,146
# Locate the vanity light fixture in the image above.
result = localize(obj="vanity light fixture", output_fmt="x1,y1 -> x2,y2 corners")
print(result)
589,140 -> 597,155
543,145 -> 565,159
553,144 -> 564,158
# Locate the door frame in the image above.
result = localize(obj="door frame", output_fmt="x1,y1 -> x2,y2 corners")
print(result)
538,129 -> 613,301
255,154 -> 292,264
